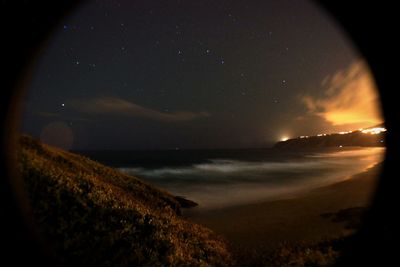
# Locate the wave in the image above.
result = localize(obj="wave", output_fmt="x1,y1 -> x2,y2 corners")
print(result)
121,159 -> 324,177
118,147 -> 385,209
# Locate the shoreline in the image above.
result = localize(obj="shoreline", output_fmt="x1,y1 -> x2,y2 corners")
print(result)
184,164 -> 381,255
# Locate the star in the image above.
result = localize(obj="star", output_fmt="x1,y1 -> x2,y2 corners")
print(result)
282,79 -> 286,85
76,61 -> 80,65
206,49 -> 210,54
178,50 -> 182,55
61,103 -> 65,107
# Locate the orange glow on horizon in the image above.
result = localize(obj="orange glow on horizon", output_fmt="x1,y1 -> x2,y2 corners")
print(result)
302,61 -> 383,128
280,136 -> 289,142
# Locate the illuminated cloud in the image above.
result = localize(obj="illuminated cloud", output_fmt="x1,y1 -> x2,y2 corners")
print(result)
301,61 -> 383,127
72,97 -> 210,122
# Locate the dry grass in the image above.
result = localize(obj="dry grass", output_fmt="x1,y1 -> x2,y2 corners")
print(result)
18,135 -> 232,266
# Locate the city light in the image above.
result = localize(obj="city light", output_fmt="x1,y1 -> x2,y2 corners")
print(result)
280,136 -> 289,142
361,127 -> 387,135
296,127 -> 386,140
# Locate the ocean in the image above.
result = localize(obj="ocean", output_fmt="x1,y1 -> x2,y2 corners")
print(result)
78,147 -> 385,210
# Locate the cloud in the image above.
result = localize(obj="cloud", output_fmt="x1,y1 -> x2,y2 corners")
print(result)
301,61 -> 383,127
71,97 -> 210,122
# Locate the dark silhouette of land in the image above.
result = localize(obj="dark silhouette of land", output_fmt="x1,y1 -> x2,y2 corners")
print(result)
274,126 -> 385,149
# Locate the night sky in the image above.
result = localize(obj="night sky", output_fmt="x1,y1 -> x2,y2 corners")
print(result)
21,0 -> 382,150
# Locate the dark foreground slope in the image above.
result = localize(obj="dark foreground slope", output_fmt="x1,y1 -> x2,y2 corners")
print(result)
18,135 -> 231,266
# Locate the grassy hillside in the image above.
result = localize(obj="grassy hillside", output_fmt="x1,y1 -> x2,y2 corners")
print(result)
18,135 -> 232,266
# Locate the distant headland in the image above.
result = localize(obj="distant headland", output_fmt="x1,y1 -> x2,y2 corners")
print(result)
274,125 -> 386,149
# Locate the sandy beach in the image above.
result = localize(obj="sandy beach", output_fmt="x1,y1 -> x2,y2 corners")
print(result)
185,164 -> 381,260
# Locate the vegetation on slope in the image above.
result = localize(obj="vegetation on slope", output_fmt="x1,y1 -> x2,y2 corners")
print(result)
18,135 -> 232,266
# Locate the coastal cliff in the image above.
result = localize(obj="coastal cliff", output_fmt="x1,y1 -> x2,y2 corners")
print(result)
274,127 -> 385,149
